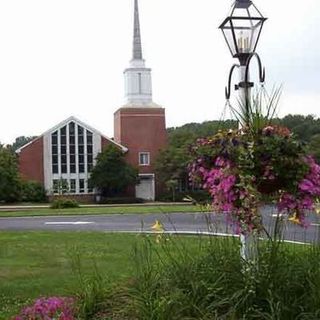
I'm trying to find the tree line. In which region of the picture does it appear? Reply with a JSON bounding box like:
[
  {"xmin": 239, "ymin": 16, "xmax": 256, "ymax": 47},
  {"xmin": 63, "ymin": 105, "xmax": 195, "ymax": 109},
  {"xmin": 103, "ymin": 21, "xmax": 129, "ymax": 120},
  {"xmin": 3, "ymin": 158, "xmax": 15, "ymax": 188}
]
[{"xmin": 155, "ymin": 114, "xmax": 320, "ymax": 199}]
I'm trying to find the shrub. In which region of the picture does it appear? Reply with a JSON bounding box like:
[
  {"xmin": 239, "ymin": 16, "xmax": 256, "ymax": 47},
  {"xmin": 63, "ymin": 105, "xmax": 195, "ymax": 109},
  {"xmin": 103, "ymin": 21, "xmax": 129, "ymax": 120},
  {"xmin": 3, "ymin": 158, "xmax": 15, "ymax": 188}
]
[
  {"xmin": 98, "ymin": 197, "xmax": 144, "ymax": 204},
  {"xmin": 20, "ymin": 181, "xmax": 47, "ymax": 203},
  {"xmin": 50, "ymin": 198, "xmax": 79, "ymax": 209}
]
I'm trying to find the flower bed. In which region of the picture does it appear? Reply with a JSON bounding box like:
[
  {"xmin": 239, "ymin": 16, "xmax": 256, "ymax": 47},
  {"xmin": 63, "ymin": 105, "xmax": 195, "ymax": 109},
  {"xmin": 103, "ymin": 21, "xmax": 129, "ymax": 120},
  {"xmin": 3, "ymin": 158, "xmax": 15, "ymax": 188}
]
[{"xmin": 14, "ymin": 297, "xmax": 76, "ymax": 320}]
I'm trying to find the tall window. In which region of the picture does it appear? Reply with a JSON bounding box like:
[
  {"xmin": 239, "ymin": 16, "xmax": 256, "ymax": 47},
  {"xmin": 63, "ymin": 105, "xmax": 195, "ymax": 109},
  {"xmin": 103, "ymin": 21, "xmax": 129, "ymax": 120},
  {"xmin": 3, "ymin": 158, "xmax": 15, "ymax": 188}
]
[
  {"xmin": 78, "ymin": 125, "xmax": 85, "ymax": 173},
  {"xmin": 51, "ymin": 131, "xmax": 58, "ymax": 174},
  {"xmin": 60, "ymin": 126, "xmax": 67, "ymax": 174},
  {"xmin": 69, "ymin": 122, "xmax": 76, "ymax": 173},
  {"xmin": 87, "ymin": 130, "xmax": 93, "ymax": 172},
  {"xmin": 139, "ymin": 152, "xmax": 150, "ymax": 166},
  {"xmin": 50, "ymin": 121, "xmax": 94, "ymax": 194}
]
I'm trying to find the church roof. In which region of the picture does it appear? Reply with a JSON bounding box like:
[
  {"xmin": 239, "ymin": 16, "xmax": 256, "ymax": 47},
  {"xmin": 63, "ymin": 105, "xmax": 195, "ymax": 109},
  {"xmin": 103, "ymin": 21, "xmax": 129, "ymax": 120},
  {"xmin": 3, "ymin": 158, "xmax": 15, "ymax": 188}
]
[{"xmin": 15, "ymin": 116, "xmax": 128, "ymax": 153}]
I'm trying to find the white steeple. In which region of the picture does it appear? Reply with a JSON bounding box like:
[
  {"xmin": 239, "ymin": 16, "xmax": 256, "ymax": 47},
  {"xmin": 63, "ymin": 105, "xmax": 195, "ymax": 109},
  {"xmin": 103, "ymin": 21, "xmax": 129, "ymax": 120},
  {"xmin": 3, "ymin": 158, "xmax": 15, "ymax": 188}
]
[{"xmin": 124, "ymin": 0, "xmax": 153, "ymax": 106}]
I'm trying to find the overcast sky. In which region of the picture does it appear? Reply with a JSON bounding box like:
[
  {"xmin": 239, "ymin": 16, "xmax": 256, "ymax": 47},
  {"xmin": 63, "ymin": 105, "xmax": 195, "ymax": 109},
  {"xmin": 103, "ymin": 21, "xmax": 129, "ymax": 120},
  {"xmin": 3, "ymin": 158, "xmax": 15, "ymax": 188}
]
[{"xmin": 0, "ymin": 0, "xmax": 319, "ymax": 144}]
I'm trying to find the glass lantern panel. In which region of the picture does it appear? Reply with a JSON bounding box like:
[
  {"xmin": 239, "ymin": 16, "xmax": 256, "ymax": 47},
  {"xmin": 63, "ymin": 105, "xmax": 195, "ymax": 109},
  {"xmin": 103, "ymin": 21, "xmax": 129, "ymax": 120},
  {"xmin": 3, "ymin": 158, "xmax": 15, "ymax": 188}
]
[
  {"xmin": 221, "ymin": 20, "xmax": 237, "ymax": 56},
  {"xmin": 231, "ymin": 18, "xmax": 263, "ymax": 54}
]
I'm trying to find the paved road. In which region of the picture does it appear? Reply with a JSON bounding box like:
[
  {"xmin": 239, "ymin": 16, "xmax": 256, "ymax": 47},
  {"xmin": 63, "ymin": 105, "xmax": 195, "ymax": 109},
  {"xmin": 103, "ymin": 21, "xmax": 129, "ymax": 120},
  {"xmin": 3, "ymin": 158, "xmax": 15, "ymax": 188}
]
[{"xmin": 0, "ymin": 207, "xmax": 319, "ymax": 243}]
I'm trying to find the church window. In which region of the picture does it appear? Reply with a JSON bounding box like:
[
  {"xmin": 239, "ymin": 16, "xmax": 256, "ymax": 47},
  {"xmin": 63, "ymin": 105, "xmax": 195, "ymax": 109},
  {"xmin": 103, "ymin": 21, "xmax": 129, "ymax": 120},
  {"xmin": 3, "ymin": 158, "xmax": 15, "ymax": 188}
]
[
  {"xmin": 87, "ymin": 131, "xmax": 93, "ymax": 144},
  {"xmin": 79, "ymin": 179, "xmax": 85, "ymax": 193},
  {"xmin": 52, "ymin": 180, "xmax": 58, "ymax": 193},
  {"xmin": 69, "ymin": 122, "xmax": 75, "ymax": 134},
  {"xmin": 50, "ymin": 122, "xmax": 95, "ymax": 194},
  {"xmin": 78, "ymin": 135, "xmax": 84, "ymax": 144},
  {"xmin": 69, "ymin": 179, "xmax": 76, "ymax": 193},
  {"xmin": 69, "ymin": 135, "xmax": 75, "ymax": 144},
  {"xmin": 139, "ymin": 152, "xmax": 150, "ymax": 166},
  {"xmin": 87, "ymin": 130, "xmax": 93, "ymax": 173},
  {"xmin": 52, "ymin": 133, "xmax": 58, "ymax": 145},
  {"xmin": 60, "ymin": 126, "xmax": 66, "ymax": 135}
]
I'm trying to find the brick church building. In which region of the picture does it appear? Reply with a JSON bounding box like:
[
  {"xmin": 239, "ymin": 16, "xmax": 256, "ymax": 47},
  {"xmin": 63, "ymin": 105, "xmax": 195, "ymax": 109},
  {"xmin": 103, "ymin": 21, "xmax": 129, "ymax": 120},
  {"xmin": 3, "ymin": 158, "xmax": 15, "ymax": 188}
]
[{"xmin": 16, "ymin": 0, "xmax": 167, "ymax": 201}]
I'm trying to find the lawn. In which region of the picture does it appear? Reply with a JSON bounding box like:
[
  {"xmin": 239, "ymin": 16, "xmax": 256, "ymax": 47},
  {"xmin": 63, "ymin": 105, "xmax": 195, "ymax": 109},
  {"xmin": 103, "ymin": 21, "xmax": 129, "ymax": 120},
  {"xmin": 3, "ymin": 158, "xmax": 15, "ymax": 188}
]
[
  {"xmin": 0, "ymin": 204, "xmax": 204, "ymax": 218},
  {"xmin": 0, "ymin": 230, "xmax": 318, "ymax": 319},
  {"xmin": 0, "ymin": 232, "xmax": 142, "ymax": 318}
]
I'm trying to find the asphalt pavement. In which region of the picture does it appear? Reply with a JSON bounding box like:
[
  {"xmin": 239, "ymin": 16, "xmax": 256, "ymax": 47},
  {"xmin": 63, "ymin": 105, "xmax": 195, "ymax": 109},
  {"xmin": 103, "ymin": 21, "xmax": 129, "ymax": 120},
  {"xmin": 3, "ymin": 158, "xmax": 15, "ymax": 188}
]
[{"xmin": 0, "ymin": 207, "xmax": 319, "ymax": 244}]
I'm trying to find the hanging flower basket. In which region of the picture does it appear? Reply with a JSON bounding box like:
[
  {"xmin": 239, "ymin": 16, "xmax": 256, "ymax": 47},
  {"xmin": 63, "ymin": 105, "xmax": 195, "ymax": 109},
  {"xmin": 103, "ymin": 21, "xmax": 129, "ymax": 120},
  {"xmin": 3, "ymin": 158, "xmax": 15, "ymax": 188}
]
[{"xmin": 189, "ymin": 125, "xmax": 320, "ymax": 234}]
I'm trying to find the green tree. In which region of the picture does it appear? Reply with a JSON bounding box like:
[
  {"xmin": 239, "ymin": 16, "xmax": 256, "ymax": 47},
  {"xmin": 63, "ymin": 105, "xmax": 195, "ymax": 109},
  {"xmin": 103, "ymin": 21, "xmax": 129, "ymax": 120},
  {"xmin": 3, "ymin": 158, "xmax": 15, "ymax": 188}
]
[
  {"xmin": 279, "ymin": 114, "xmax": 320, "ymax": 142},
  {"xmin": 10, "ymin": 136, "xmax": 37, "ymax": 152},
  {"xmin": 307, "ymin": 134, "xmax": 320, "ymax": 162},
  {"xmin": 156, "ymin": 120, "xmax": 238, "ymax": 190},
  {"xmin": 155, "ymin": 146, "xmax": 191, "ymax": 188},
  {"xmin": 90, "ymin": 145, "xmax": 138, "ymax": 196},
  {"xmin": 0, "ymin": 145, "xmax": 21, "ymax": 202},
  {"xmin": 21, "ymin": 180, "xmax": 47, "ymax": 202}
]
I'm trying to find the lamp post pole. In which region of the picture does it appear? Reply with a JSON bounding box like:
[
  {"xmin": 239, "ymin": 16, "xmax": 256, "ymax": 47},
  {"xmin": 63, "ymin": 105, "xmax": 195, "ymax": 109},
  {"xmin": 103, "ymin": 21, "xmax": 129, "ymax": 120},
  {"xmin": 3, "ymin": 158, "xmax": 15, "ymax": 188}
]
[{"xmin": 219, "ymin": 0, "xmax": 267, "ymax": 261}]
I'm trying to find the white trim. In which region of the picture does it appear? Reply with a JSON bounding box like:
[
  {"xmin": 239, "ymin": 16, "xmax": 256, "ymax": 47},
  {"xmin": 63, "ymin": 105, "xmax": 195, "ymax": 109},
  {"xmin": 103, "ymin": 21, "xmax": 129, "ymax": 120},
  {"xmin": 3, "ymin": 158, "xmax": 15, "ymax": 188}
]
[
  {"xmin": 15, "ymin": 137, "xmax": 42, "ymax": 154},
  {"xmin": 15, "ymin": 116, "xmax": 128, "ymax": 153},
  {"xmin": 139, "ymin": 152, "xmax": 150, "ymax": 166}
]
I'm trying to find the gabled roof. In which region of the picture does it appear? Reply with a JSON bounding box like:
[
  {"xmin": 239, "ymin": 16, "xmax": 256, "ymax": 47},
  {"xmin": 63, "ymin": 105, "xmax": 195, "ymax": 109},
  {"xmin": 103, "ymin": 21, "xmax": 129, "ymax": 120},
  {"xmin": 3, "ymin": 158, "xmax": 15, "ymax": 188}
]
[{"xmin": 15, "ymin": 116, "xmax": 128, "ymax": 153}]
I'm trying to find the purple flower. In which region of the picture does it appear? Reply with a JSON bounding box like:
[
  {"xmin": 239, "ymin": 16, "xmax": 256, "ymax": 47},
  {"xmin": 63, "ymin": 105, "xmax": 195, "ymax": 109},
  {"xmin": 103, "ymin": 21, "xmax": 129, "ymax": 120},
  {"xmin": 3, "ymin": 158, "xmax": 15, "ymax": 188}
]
[{"xmin": 15, "ymin": 296, "xmax": 76, "ymax": 320}]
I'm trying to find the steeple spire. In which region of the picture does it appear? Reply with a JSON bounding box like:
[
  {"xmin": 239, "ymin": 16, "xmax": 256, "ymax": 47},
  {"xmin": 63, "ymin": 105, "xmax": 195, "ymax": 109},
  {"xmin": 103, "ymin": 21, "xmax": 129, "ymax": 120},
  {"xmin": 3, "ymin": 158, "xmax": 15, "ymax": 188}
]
[
  {"xmin": 132, "ymin": 0, "xmax": 143, "ymax": 60},
  {"xmin": 124, "ymin": 0, "xmax": 153, "ymax": 106}
]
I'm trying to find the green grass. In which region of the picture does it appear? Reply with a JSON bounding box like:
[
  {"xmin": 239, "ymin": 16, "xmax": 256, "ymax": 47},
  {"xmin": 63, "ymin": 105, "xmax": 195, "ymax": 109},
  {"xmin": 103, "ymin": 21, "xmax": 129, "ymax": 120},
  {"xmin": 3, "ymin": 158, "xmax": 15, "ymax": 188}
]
[
  {"xmin": 129, "ymin": 235, "xmax": 320, "ymax": 320},
  {"xmin": 0, "ymin": 204, "xmax": 203, "ymax": 218},
  {"xmin": 0, "ymin": 231, "xmax": 206, "ymax": 319},
  {"xmin": 0, "ymin": 232, "xmax": 142, "ymax": 319}
]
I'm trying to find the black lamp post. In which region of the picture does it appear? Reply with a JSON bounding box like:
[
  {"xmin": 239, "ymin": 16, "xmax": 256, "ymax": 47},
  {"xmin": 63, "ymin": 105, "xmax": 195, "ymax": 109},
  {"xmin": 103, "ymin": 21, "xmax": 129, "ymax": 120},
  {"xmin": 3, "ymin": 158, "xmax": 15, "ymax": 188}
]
[
  {"xmin": 219, "ymin": 0, "xmax": 268, "ymax": 261},
  {"xmin": 219, "ymin": 0, "xmax": 267, "ymax": 101}
]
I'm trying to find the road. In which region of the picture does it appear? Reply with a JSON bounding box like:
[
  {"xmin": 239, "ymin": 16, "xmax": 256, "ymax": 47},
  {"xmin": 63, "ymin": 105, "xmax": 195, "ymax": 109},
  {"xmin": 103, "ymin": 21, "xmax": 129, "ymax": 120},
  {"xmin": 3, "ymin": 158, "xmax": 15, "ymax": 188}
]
[{"xmin": 0, "ymin": 207, "xmax": 319, "ymax": 243}]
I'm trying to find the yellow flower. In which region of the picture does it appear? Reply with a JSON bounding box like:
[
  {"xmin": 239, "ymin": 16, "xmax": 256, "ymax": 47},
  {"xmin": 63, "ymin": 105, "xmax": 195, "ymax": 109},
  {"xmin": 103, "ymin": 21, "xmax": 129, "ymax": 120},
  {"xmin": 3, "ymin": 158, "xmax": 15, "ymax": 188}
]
[
  {"xmin": 288, "ymin": 213, "xmax": 301, "ymax": 225},
  {"xmin": 315, "ymin": 201, "xmax": 320, "ymax": 214},
  {"xmin": 151, "ymin": 220, "xmax": 164, "ymax": 232},
  {"xmin": 155, "ymin": 234, "xmax": 162, "ymax": 244}
]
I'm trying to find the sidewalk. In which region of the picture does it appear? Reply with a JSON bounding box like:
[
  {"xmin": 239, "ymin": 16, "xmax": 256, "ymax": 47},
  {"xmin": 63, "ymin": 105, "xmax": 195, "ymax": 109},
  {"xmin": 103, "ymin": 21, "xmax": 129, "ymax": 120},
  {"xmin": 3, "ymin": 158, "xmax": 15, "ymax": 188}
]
[{"xmin": 0, "ymin": 202, "xmax": 192, "ymax": 211}]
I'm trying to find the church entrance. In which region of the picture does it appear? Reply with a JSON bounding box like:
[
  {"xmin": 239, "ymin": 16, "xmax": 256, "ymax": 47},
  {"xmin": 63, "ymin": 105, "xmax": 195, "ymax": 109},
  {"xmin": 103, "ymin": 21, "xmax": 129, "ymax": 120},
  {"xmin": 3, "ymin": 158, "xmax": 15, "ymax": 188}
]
[{"xmin": 135, "ymin": 174, "xmax": 155, "ymax": 201}]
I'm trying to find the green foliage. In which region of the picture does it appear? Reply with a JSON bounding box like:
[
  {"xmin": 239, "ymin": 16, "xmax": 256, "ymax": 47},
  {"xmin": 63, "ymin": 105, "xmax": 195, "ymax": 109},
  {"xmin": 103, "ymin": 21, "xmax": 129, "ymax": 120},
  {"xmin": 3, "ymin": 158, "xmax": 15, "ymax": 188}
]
[
  {"xmin": 9, "ymin": 136, "xmax": 37, "ymax": 152},
  {"xmin": 0, "ymin": 145, "xmax": 21, "ymax": 202},
  {"xmin": 279, "ymin": 114, "xmax": 320, "ymax": 142},
  {"xmin": 130, "ymin": 234, "xmax": 320, "ymax": 319},
  {"xmin": 252, "ymin": 129, "xmax": 309, "ymax": 194},
  {"xmin": 308, "ymin": 134, "xmax": 320, "ymax": 162},
  {"xmin": 50, "ymin": 198, "xmax": 79, "ymax": 209},
  {"xmin": 20, "ymin": 180, "xmax": 47, "ymax": 202},
  {"xmin": 155, "ymin": 120, "xmax": 238, "ymax": 193},
  {"xmin": 98, "ymin": 197, "xmax": 144, "ymax": 204},
  {"xmin": 71, "ymin": 252, "xmax": 109, "ymax": 320},
  {"xmin": 229, "ymin": 87, "xmax": 281, "ymax": 137},
  {"xmin": 90, "ymin": 145, "xmax": 138, "ymax": 197}
]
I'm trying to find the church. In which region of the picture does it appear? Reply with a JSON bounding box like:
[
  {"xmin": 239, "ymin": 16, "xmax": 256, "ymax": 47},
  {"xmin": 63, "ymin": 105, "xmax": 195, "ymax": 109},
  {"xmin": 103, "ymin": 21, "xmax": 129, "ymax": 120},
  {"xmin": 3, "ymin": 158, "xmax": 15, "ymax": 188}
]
[{"xmin": 16, "ymin": 0, "xmax": 167, "ymax": 202}]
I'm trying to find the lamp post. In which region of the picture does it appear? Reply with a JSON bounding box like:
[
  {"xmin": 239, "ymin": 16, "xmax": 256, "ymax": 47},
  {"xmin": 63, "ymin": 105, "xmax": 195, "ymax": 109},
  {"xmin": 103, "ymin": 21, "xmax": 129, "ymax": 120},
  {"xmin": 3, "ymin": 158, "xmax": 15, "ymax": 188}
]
[
  {"xmin": 219, "ymin": 0, "xmax": 267, "ymax": 127},
  {"xmin": 219, "ymin": 0, "xmax": 267, "ymax": 261}
]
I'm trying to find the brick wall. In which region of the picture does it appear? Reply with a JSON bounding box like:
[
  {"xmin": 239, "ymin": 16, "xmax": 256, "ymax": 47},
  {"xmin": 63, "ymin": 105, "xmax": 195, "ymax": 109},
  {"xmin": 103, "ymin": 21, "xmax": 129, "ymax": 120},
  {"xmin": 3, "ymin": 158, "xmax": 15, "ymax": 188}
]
[
  {"xmin": 18, "ymin": 137, "xmax": 44, "ymax": 184},
  {"xmin": 113, "ymin": 107, "xmax": 167, "ymax": 197}
]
